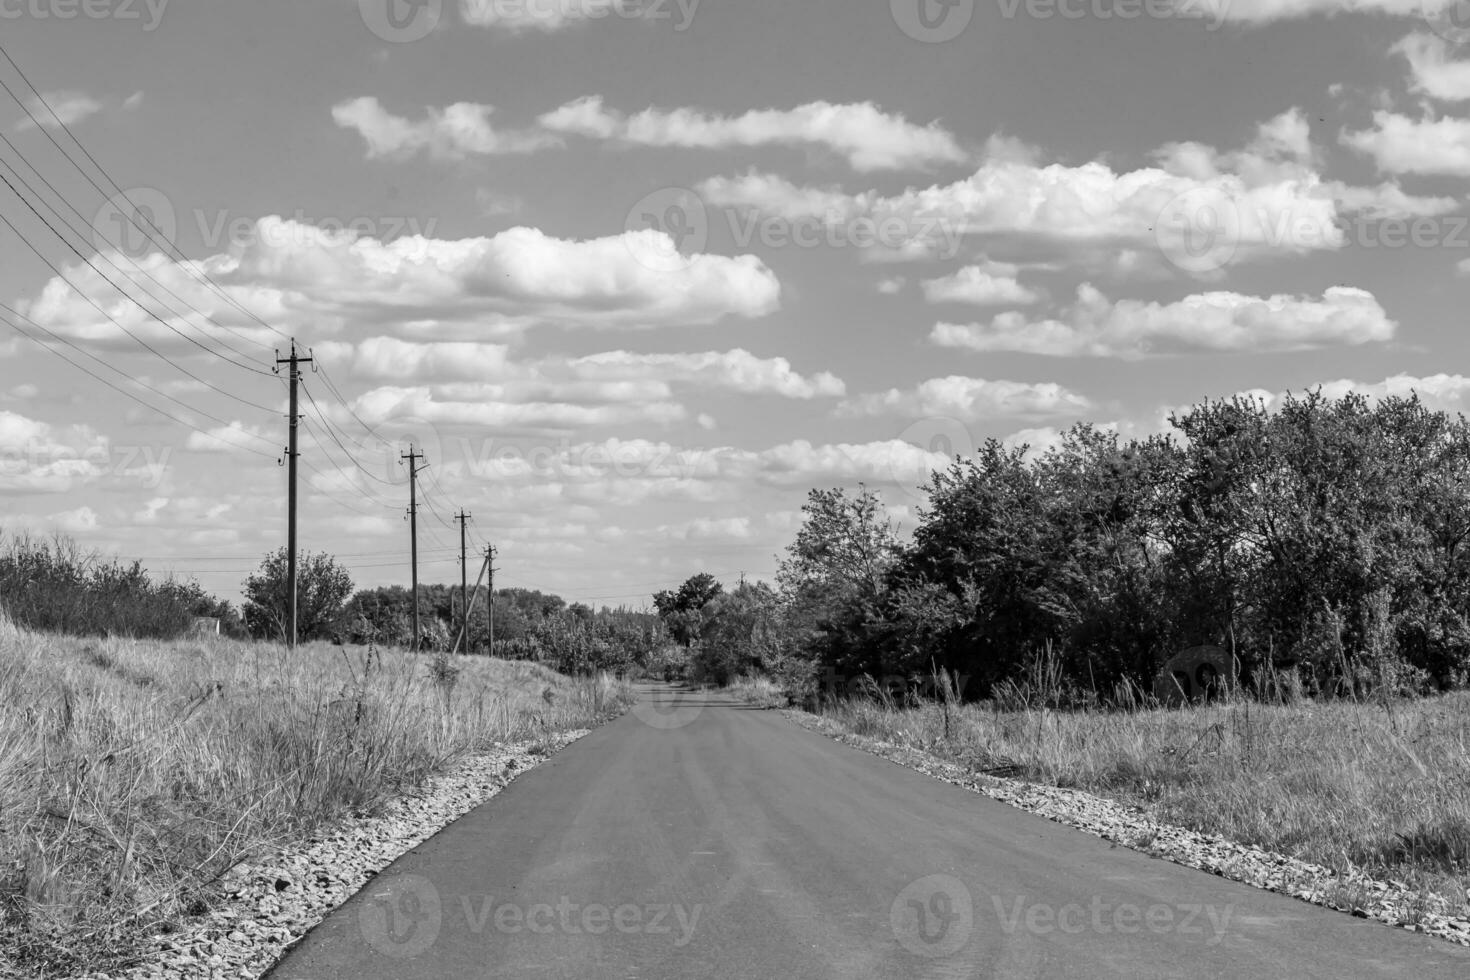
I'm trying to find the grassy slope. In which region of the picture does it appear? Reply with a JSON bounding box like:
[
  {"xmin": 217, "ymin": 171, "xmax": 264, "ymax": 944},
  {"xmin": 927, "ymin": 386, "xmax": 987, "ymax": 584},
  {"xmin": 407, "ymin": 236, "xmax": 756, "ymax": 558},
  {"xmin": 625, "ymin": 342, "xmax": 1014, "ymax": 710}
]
[
  {"xmin": 0, "ymin": 619, "xmax": 633, "ymax": 977},
  {"xmin": 727, "ymin": 678, "xmax": 1470, "ymax": 920}
]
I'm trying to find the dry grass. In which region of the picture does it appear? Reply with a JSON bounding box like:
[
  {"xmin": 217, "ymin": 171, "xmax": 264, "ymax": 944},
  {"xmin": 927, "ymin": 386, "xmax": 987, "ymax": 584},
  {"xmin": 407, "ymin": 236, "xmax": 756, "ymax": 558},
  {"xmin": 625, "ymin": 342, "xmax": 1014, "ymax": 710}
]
[
  {"xmin": 0, "ymin": 616, "xmax": 633, "ymax": 978},
  {"xmin": 811, "ymin": 690, "xmax": 1470, "ymax": 916},
  {"xmin": 724, "ymin": 675, "xmax": 786, "ymax": 708}
]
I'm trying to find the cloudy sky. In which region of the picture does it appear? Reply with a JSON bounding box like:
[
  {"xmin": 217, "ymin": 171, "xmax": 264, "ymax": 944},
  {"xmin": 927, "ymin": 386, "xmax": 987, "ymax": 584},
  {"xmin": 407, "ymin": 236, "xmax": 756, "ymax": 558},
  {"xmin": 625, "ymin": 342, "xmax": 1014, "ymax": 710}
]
[{"xmin": 2, "ymin": 0, "xmax": 1470, "ymax": 606}]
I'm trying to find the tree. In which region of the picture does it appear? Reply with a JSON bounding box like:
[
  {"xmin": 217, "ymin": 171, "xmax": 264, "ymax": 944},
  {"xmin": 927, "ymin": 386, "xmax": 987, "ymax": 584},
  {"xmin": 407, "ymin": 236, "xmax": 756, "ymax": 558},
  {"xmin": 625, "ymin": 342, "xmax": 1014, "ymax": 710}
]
[
  {"xmin": 653, "ymin": 572, "xmax": 724, "ymax": 647},
  {"xmin": 242, "ymin": 548, "xmax": 354, "ymax": 643}
]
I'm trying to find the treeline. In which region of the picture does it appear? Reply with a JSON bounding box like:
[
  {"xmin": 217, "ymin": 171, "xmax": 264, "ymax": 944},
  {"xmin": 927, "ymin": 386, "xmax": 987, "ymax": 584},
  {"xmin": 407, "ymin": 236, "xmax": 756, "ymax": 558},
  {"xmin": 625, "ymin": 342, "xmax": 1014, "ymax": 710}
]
[
  {"xmin": 656, "ymin": 391, "xmax": 1470, "ymax": 704},
  {"xmin": 0, "ymin": 534, "xmax": 244, "ymax": 639},
  {"xmin": 333, "ymin": 583, "xmax": 664, "ymax": 673}
]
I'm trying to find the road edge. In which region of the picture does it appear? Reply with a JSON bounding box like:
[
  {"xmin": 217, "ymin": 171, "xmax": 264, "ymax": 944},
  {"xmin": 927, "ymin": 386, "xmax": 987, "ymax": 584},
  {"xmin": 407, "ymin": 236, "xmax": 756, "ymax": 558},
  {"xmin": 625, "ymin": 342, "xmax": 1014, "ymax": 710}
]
[{"xmin": 778, "ymin": 707, "xmax": 1470, "ymax": 949}]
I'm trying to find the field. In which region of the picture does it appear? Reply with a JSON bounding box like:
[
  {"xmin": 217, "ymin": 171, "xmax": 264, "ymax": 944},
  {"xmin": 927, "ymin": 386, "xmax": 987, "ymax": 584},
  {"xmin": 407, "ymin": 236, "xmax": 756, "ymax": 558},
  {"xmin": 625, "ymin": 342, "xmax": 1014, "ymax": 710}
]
[
  {"xmin": 0, "ymin": 617, "xmax": 633, "ymax": 978},
  {"xmin": 728, "ymin": 677, "xmax": 1470, "ymax": 921}
]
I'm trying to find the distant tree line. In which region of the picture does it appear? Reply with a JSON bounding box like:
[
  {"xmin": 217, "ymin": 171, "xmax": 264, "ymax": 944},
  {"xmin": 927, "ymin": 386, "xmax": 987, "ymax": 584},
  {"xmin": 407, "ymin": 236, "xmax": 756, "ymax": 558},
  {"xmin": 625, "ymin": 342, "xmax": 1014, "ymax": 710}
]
[{"xmin": 652, "ymin": 391, "xmax": 1470, "ymax": 704}]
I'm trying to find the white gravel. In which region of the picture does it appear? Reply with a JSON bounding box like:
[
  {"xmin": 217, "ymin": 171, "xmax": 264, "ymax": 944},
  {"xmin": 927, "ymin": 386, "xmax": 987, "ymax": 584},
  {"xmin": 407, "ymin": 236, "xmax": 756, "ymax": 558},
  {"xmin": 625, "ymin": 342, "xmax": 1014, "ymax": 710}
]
[
  {"xmin": 788, "ymin": 711, "xmax": 1470, "ymax": 949},
  {"xmin": 77, "ymin": 730, "xmax": 591, "ymax": 980}
]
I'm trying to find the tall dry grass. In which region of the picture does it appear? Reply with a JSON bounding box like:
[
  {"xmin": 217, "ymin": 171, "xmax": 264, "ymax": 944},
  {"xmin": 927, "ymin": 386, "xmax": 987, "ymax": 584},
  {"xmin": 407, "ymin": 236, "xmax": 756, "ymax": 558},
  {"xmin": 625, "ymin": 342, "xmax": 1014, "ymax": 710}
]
[
  {"xmin": 0, "ymin": 616, "xmax": 633, "ymax": 977},
  {"xmin": 810, "ymin": 687, "xmax": 1470, "ymax": 917}
]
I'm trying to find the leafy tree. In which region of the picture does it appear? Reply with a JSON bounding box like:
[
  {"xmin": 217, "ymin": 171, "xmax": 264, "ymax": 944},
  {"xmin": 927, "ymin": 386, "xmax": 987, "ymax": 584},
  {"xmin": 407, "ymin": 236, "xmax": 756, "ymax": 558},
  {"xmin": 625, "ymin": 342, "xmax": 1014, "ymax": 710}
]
[
  {"xmin": 653, "ymin": 572, "xmax": 724, "ymax": 646},
  {"xmin": 242, "ymin": 548, "xmax": 353, "ymax": 643}
]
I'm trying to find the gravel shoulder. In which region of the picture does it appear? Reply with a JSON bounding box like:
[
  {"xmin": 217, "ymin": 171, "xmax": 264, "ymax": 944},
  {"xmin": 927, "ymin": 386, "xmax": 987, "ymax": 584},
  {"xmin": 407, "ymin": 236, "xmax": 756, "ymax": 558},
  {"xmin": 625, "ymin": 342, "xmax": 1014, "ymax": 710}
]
[
  {"xmin": 75, "ymin": 731, "xmax": 592, "ymax": 980},
  {"xmin": 784, "ymin": 708, "xmax": 1470, "ymax": 949}
]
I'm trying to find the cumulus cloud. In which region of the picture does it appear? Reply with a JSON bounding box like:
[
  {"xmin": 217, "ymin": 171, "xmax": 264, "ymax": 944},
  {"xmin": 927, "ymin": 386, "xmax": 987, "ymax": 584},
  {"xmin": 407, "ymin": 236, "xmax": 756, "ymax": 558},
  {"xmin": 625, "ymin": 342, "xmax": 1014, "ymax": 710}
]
[
  {"xmin": 0, "ymin": 411, "xmax": 110, "ymax": 493},
  {"xmin": 1342, "ymin": 110, "xmax": 1470, "ymax": 176},
  {"xmin": 332, "ymin": 97, "xmax": 560, "ymax": 159},
  {"xmin": 14, "ymin": 90, "xmax": 103, "ymax": 131},
  {"xmin": 539, "ymin": 96, "xmax": 968, "ymax": 172},
  {"xmin": 931, "ymin": 285, "xmax": 1395, "ymax": 358},
  {"xmin": 1392, "ymin": 33, "xmax": 1470, "ymax": 102},
  {"xmin": 920, "ymin": 260, "xmax": 1040, "ymax": 306},
  {"xmin": 699, "ymin": 109, "xmax": 1454, "ymax": 268},
  {"xmin": 838, "ymin": 376, "xmax": 1092, "ymax": 420},
  {"xmin": 23, "ymin": 220, "xmax": 781, "ymax": 347},
  {"xmin": 567, "ymin": 349, "xmax": 844, "ymax": 398},
  {"xmin": 1173, "ymin": 0, "xmax": 1451, "ymax": 24}
]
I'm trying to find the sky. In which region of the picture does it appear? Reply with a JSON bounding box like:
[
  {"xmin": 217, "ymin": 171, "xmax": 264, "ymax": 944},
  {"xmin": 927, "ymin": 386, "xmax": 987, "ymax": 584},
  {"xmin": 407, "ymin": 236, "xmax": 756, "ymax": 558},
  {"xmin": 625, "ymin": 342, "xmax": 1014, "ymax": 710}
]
[{"xmin": 2, "ymin": 0, "xmax": 1470, "ymax": 607}]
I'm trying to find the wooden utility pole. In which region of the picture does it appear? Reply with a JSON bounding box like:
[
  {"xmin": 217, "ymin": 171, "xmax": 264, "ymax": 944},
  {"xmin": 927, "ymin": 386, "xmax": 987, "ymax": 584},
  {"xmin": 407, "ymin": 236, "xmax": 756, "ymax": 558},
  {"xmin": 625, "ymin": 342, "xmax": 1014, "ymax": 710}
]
[
  {"xmin": 486, "ymin": 544, "xmax": 497, "ymax": 655},
  {"xmin": 275, "ymin": 340, "xmax": 311, "ymax": 650},
  {"xmin": 401, "ymin": 446, "xmax": 425, "ymax": 650},
  {"xmin": 454, "ymin": 510, "xmax": 471, "ymax": 642}
]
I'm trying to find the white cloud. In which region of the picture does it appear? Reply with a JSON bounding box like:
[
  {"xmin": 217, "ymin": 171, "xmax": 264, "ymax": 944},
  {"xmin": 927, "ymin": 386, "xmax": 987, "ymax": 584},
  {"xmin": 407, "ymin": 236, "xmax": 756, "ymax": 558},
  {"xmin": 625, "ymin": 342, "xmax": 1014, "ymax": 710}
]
[
  {"xmin": 838, "ymin": 376, "xmax": 1091, "ymax": 420},
  {"xmin": 25, "ymin": 220, "xmax": 781, "ymax": 346},
  {"xmin": 539, "ymin": 96, "xmax": 968, "ymax": 172},
  {"xmin": 1392, "ymin": 33, "xmax": 1470, "ymax": 102},
  {"xmin": 658, "ymin": 516, "xmax": 753, "ymax": 541},
  {"xmin": 931, "ymin": 285, "xmax": 1394, "ymax": 358},
  {"xmin": 1175, "ymin": 0, "xmax": 1448, "ymax": 24},
  {"xmin": 1342, "ymin": 110, "xmax": 1470, "ymax": 176},
  {"xmin": 0, "ymin": 412, "xmax": 110, "ymax": 494},
  {"xmin": 921, "ymin": 260, "xmax": 1040, "ymax": 306},
  {"xmin": 567, "ymin": 349, "xmax": 844, "ymax": 398},
  {"xmin": 332, "ymin": 97, "xmax": 560, "ymax": 160},
  {"xmin": 459, "ymin": 0, "xmax": 630, "ymax": 33},
  {"xmin": 699, "ymin": 109, "xmax": 1453, "ymax": 268},
  {"xmin": 45, "ymin": 505, "xmax": 99, "ymax": 535},
  {"xmin": 14, "ymin": 90, "xmax": 103, "ymax": 131}
]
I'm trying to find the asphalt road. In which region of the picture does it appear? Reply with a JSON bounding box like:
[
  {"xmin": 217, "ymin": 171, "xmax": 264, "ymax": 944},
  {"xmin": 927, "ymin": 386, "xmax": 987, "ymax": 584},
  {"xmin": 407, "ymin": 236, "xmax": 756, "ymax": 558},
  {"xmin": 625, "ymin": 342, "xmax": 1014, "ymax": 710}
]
[{"xmin": 266, "ymin": 684, "xmax": 1470, "ymax": 979}]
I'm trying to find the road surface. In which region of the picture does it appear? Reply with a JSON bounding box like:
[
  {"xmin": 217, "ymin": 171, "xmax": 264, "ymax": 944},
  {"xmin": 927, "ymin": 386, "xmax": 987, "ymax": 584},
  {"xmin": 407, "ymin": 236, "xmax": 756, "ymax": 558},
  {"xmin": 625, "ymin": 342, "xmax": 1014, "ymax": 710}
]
[{"xmin": 266, "ymin": 684, "xmax": 1470, "ymax": 979}]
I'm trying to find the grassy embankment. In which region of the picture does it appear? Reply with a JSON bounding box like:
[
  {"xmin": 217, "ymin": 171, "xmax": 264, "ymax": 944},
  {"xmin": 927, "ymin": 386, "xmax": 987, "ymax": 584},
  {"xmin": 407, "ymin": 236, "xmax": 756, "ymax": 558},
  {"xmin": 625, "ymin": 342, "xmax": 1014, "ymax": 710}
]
[
  {"xmin": 0, "ymin": 618, "xmax": 633, "ymax": 978},
  {"xmin": 727, "ymin": 675, "xmax": 1470, "ymax": 921}
]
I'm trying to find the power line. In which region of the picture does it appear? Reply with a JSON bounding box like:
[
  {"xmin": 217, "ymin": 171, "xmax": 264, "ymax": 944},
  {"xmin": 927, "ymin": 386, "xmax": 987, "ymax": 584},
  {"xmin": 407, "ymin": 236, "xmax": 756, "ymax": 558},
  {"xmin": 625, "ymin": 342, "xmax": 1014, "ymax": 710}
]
[
  {"xmin": 0, "ymin": 133, "xmax": 276, "ymax": 360},
  {"xmin": 0, "ymin": 169, "xmax": 279, "ymax": 395},
  {"xmin": 0, "ymin": 300, "xmax": 278, "ymax": 455},
  {"xmin": 0, "ymin": 45, "xmax": 292, "ymax": 345}
]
